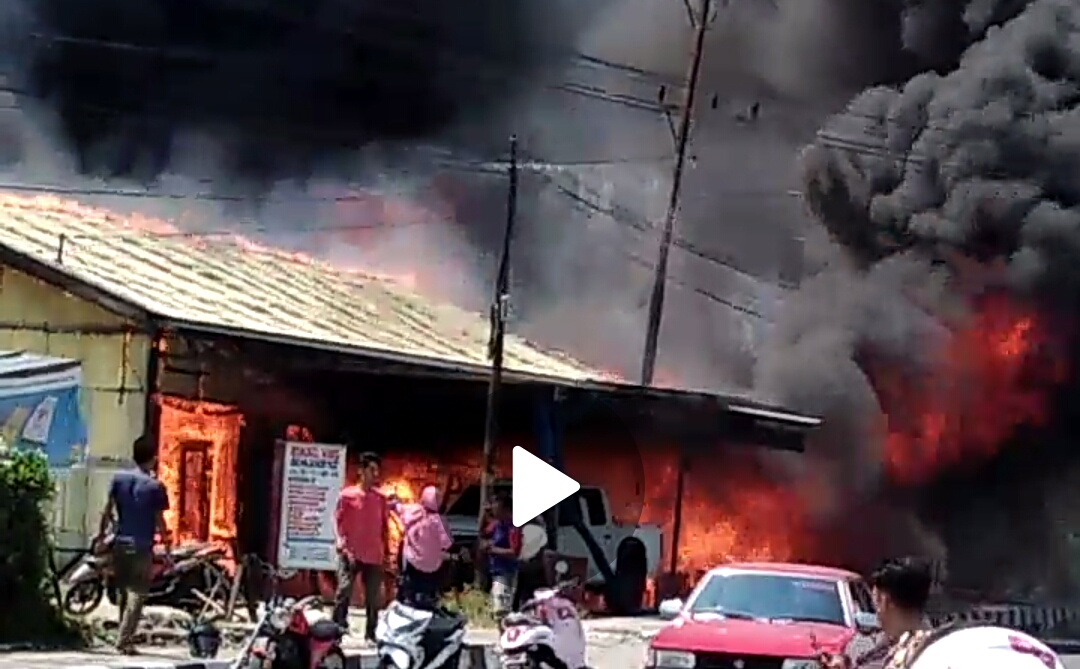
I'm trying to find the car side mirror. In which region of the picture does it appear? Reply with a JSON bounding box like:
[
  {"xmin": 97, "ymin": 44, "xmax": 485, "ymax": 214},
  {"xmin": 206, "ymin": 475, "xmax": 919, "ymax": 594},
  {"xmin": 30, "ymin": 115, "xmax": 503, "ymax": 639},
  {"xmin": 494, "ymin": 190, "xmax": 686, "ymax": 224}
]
[
  {"xmin": 658, "ymin": 598, "xmax": 684, "ymax": 620},
  {"xmin": 854, "ymin": 611, "xmax": 880, "ymax": 633}
]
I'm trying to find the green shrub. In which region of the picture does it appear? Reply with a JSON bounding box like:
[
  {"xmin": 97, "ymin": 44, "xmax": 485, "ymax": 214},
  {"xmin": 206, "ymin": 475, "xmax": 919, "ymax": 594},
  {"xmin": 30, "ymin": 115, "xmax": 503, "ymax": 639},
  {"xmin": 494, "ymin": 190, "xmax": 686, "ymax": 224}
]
[
  {"xmin": 441, "ymin": 586, "xmax": 496, "ymax": 629},
  {"xmin": 0, "ymin": 446, "xmax": 85, "ymax": 646}
]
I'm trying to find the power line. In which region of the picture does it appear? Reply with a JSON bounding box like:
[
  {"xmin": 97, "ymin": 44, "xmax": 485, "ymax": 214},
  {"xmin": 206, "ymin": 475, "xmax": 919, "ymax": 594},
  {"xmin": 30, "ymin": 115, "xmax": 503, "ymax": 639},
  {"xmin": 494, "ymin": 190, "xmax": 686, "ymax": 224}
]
[
  {"xmin": 555, "ymin": 192, "xmax": 768, "ymax": 318},
  {"xmin": 15, "ymin": 30, "xmax": 678, "ymax": 120},
  {"xmin": 541, "ymin": 171, "xmax": 797, "ymax": 285},
  {"xmin": 61, "ymin": 0, "xmax": 681, "ymax": 89}
]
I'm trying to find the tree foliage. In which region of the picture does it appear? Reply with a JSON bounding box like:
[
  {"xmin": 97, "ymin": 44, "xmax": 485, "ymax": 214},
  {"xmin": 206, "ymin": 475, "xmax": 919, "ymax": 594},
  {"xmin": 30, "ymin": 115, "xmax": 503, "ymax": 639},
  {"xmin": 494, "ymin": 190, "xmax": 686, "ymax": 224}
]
[{"xmin": 0, "ymin": 446, "xmax": 83, "ymax": 645}]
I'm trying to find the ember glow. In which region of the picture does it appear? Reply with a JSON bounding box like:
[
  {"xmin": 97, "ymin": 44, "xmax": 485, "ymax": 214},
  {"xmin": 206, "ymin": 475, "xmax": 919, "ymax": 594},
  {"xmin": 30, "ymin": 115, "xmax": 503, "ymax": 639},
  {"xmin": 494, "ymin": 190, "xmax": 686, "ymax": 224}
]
[
  {"xmin": 879, "ymin": 295, "xmax": 1067, "ymax": 486},
  {"xmin": 156, "ymin": 395, "xmax": 244, "ymax": 553},
  {"xmin": 377, "ymin": 445, "xmax": 796, "ymax": 586}
]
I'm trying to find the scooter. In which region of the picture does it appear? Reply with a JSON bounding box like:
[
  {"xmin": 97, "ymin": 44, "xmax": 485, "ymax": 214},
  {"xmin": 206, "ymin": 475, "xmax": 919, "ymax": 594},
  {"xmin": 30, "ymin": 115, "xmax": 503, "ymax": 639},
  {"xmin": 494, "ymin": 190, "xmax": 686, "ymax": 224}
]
[
  {"xmin": 232, "ymin": 594, "xmax": 346, "ymax": 669},
  {"xmin": 375, "ymin": 600, "xmax": 467, "ymax": 669},
  {"xmin": 498, "ymin": 579, "xmax": 590, "ymax": 669}
]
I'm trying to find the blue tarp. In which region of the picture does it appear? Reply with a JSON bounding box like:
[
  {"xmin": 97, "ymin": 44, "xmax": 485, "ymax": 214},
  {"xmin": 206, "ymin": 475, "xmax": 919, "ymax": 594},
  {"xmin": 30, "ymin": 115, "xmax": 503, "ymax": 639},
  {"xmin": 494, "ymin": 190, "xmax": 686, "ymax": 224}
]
[{"xmin": 0, "ymin": 350, "xmax": 88, "ymax": 467}]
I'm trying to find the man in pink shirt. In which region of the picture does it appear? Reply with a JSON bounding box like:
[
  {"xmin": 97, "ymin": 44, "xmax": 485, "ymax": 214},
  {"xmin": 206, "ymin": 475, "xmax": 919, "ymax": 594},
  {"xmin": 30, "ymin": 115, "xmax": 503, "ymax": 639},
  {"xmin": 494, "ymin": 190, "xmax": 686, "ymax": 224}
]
[{"xmin": 333, "ymin": 452, "xmax": 388, "ymax": 641}]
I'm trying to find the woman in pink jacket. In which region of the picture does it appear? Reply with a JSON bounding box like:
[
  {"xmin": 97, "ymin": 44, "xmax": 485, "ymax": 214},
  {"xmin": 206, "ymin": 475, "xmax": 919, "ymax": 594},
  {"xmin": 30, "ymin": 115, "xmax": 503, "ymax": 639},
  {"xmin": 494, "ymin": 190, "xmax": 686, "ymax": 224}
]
[{"xmin": 391, "ymin": 485, "xmax": 452, "ymax": 607}]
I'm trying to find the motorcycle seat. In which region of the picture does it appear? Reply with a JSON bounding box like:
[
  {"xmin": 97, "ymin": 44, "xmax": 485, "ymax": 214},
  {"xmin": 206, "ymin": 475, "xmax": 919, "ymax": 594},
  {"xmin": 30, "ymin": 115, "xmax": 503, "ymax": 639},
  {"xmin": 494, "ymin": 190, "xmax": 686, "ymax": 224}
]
[
  {"xmin": 502, "ymin": 613, "xmax": 539, "ymax": 626},
  {"xmin": 429, "ymin": 612, "xmax": 466, "ymax": 638},
  {"xmin": 309, "ymin": 619, "xmax": 343, "ymax": 641}
]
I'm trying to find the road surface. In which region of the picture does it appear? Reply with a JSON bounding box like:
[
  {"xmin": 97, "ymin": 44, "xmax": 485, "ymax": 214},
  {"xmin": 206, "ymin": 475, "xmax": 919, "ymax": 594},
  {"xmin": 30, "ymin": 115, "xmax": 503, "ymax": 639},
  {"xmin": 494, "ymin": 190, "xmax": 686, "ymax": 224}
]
[{"xmin": 1, "ymin": 612, "xmax": 1077, "ymax": 668}]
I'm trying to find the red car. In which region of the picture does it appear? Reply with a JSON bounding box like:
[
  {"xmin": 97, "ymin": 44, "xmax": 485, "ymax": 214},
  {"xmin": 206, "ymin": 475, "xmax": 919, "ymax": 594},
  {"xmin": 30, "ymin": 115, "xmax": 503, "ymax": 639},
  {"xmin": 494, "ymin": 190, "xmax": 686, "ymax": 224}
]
[{"xmin": 646, "ymin": 562, "xmax": 881, "ymax": 669}]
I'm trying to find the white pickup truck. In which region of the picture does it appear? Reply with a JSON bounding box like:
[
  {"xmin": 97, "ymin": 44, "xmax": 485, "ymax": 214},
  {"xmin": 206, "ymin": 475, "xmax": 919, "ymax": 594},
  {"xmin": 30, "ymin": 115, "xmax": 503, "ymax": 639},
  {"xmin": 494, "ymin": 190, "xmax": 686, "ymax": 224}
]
[{"xmin": 441, "ymin": 479, "xmax": 663, "ymax": 613}]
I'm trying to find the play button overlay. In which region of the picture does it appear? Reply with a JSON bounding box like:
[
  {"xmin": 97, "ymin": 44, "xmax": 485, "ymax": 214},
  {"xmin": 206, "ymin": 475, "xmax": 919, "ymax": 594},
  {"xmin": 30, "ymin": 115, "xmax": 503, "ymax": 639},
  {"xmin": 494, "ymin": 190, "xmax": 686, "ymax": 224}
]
[{"xmin": 512, "ymin": 446, "xmax": 580, "ymax": 527}]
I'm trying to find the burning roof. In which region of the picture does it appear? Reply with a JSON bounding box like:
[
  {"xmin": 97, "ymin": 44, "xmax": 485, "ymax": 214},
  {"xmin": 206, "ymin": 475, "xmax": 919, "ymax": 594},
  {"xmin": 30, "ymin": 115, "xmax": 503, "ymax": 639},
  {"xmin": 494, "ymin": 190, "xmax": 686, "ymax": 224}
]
[{"xmin": 0, "ymin": 191, "xmax": 607, "ymax": 381}]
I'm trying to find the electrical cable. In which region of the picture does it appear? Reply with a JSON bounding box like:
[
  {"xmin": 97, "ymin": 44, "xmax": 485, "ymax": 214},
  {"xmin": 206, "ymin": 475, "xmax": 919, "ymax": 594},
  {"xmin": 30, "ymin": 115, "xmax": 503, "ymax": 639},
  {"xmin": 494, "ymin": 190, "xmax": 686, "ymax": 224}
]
[
  {"xmin": 540, "ymin": 171, "xmax": 790, "ymax": 285},
  {"xmin": 12, "ymin": 30, "xmax": 679, "ymax": 119}
]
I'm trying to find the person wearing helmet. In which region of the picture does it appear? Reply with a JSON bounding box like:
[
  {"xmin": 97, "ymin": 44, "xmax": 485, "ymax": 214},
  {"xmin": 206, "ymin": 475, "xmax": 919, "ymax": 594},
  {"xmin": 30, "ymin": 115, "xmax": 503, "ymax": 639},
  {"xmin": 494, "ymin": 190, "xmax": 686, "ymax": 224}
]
[
  {"xmin": 899, "ymin": 623, "xmax": 1064, "ymax": 669},
  {"xmin": 823, "ymin": 557, "xmax": 934, "ymax": 669}
]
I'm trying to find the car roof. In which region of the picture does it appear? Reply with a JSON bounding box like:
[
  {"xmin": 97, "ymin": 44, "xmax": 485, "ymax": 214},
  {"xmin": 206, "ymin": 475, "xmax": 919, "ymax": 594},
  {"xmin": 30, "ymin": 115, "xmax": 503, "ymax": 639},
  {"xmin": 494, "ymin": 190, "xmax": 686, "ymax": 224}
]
[{"xmin": 704, "ymin": 561, "xmax": 860, "ymax": 580}]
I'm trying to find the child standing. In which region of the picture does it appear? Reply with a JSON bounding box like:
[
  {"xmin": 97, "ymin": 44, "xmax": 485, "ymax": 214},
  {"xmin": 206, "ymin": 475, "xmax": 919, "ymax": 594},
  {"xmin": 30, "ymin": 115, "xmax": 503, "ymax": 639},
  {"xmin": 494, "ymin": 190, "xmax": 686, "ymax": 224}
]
[{"xmin": 480, "ymin": 493, "xmax": 521, "ymax": 617}]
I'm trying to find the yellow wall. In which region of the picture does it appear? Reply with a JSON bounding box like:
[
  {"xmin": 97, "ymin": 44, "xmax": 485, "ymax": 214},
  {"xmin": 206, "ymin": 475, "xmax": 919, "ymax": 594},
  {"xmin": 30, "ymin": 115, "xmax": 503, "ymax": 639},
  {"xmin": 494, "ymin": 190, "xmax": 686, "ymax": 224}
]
[{"xmin": 0, "ymin": 264, "xmax": 150, "ymax": 546}]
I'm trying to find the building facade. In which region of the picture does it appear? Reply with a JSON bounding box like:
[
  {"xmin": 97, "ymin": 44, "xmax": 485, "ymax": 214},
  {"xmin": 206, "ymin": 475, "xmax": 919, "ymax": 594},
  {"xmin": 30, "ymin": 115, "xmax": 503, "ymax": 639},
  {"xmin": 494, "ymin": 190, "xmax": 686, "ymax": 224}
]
[{"xmin": 0, "ymin": 264, "xmax": 151, "ymax": 546}]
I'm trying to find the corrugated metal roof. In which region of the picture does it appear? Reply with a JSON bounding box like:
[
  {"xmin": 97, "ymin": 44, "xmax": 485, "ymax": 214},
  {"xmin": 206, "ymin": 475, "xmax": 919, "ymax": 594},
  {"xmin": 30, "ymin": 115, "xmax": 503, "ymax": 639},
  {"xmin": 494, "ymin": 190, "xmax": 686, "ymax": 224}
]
[{"xmin": 0, "ymin": 192, "xmax": 610, "ymax": 381}]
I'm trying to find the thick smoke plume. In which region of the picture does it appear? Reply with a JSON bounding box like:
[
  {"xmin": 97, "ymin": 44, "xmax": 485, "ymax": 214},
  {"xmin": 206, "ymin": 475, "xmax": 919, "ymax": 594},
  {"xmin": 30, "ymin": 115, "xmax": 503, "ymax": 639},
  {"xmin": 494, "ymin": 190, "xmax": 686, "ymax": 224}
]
[
  {"xmin": 0, "ymin": 0, "xmax": 1040, "ymax": 381},
  {"xmin": 3, "ymin": 0, "xmax": 1076, "ymax": 588},
  {"xmin": 759, "ymin": 0, "xmax": 1080, "ymax": 592},
  {"xmin": 0, "ymin": 0, "xmax": 600, "ymax": 180}
]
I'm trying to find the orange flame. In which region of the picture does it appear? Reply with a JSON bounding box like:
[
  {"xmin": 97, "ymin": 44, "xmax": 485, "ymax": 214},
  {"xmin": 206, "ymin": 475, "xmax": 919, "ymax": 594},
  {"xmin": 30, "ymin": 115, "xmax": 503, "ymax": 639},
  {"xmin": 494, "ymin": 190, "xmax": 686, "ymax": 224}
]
[
  {"xmin": 156, "ymin": 395, "xmax": 244, "ymax": 558},
  {"xmin": 881, "ymin": 295, "xmax": 1067, "ymax": 485}
]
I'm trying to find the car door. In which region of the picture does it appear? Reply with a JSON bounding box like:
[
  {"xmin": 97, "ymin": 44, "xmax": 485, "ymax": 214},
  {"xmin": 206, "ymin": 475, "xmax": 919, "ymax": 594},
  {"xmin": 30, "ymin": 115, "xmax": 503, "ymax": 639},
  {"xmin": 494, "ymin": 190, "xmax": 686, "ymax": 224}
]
[
  {"xmin": 847, "ymin": 577, "xmax": 879, "ymax": 631},
  {"xmin": 849, "ymin": 578, "xmax": 876, "ymax": 616}
]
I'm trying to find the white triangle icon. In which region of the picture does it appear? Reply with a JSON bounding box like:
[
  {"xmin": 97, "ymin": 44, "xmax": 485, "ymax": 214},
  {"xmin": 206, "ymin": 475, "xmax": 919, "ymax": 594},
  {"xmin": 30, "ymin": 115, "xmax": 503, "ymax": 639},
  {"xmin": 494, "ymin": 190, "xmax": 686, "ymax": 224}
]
[{"xmin": 512, "ymin": 446, "xmax": 580, "ymax": 527}]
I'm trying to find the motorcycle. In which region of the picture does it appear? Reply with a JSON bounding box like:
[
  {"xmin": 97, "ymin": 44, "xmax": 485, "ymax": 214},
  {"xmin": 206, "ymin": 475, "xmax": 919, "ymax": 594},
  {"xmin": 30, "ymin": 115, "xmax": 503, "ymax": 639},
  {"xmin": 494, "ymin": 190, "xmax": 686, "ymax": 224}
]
[
  {"xmin": 498, "ymin": 579, "xmax": 590, "ymax": 669},
  {"xmin": 233, "ymin": 594, "xmax": 346, "ymax": 669},
  {"xmin": 62, "ymin": 538, "xmax": 230, "ymax": 617},
  {"xmin": 375, "ymin": 600, "xmax": 467, "ymax": 669},
  {"xmin": 61, "ymin": 543, "xmax": 111, "ymax": 615}
]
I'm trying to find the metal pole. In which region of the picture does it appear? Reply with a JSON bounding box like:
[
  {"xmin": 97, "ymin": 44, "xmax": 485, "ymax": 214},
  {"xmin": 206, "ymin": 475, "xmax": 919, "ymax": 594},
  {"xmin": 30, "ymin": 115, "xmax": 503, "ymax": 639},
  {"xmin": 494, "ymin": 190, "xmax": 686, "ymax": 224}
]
[
  {"xmin": 478, "ymin": 136, "xmax": 519, "ymax": 540},
  {"xmin": 639, "ymin": 0, "xmax": 712, "ymax": 386},
  {"xmin": 669, "ymin": 442, "xmax": 687, "ymax": 575}
]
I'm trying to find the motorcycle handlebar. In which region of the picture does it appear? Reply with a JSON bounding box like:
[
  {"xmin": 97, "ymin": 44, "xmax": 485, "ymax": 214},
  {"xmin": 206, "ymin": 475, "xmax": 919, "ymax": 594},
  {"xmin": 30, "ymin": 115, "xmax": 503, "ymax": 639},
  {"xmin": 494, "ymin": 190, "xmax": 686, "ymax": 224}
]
[{"xmin": 294, "ymin": 595, "xmax": 322, "ymax": 610}]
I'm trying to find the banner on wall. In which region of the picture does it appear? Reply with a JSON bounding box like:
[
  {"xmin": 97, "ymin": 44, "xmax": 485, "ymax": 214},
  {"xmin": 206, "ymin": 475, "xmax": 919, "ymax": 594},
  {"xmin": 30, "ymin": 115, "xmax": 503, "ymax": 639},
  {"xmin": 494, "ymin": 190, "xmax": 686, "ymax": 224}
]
[
  {"xmin": 0, "ymin": 351, "xmax": 87, "ymax": 467},
  {"xmin": 274, "ymin": 441, "xmax": 347, "ymax": 571}
]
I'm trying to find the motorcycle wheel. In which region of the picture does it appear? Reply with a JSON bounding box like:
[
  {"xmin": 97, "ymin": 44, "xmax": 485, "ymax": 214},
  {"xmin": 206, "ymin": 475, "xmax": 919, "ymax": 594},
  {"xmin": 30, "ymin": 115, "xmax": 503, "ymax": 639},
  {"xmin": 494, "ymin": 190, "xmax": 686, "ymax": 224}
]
[
  {"xmin": 63, "ymin": 578, "xmax": 104, "ymax": 615},
  {"xmin": 315, "ymin": 648, "xmax": 346, "ymax": 669}
]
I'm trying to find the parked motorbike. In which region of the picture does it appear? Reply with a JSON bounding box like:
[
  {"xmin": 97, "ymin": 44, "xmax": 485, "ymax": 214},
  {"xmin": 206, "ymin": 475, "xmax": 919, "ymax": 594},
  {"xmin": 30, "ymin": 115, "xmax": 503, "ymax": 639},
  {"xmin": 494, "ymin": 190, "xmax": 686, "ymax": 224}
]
[
  {"xmin": 232, "ymin": 594, "xmax": 346, "ymax": 669},
  {"xmin": 498, "ymin": 579, "xmax": 591, "ymax": 669},
  {"xmin": 62, "ymin": 538, "xmax": 230, "ymax": 617},
  {"xmin": 375, "ymin": 600, "xmax": 467, "ymax": 669},
  {"xmin": 61, "ymin": 542, "xmax": 112, "ymax": 615}
]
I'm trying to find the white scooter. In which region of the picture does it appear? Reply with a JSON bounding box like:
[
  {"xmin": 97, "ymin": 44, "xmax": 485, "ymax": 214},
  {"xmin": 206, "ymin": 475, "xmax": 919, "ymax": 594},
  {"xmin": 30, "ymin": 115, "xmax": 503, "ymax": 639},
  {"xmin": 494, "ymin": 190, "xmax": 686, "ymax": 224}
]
[
  {"xmin": 498, "ymin": 568, "xmax": 591, "ymax": 669},
  {"xmin": 375, "ymin": 601, "xmax": 467, "ymax": 669}
]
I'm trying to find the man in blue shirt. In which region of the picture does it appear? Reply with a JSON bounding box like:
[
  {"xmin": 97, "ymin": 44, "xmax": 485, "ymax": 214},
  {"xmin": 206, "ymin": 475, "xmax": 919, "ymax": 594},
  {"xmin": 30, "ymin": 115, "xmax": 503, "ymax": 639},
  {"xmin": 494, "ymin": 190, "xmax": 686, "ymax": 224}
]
[
  {"xmin": 480, "ymin": 494, "xmax": 521, "ymax": 617},
  {"xmin": 96, "ymin": 435, "xmax": 170, "ymax": 654}
]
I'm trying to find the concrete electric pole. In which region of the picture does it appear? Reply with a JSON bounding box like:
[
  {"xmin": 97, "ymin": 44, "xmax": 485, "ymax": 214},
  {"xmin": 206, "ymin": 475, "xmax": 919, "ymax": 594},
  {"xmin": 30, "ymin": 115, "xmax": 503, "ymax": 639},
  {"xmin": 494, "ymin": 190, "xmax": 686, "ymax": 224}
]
[{"xmin": 639, "ymin": 0, "xmax": 713, "ymax": 386}]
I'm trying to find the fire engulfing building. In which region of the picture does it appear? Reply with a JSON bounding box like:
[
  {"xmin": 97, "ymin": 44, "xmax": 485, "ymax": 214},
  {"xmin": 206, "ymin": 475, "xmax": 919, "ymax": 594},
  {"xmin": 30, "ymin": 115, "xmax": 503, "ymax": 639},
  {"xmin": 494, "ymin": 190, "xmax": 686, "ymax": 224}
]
[{"xmin": 0, "ymin": 191, "xmax": 821, "ymax": 591}]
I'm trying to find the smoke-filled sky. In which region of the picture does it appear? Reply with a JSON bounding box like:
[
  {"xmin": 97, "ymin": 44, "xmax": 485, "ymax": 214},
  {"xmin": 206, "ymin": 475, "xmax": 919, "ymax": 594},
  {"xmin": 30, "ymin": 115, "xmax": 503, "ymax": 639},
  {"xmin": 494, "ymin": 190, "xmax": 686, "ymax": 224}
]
[
  {"xmin": 0, "ymin": 0, "xmax": 1063, "ymax": 387},
  {"xmin": 1, "ymin": 0, "xmax": 1077, "ymax": 587}
]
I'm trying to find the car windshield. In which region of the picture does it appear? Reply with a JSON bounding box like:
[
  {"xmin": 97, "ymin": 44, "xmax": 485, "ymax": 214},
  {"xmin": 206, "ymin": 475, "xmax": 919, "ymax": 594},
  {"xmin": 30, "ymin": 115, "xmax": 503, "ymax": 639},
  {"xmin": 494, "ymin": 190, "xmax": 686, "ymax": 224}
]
[{"xmin": 688, "ymin": 572, "xmax": 846, "ymax": 626}]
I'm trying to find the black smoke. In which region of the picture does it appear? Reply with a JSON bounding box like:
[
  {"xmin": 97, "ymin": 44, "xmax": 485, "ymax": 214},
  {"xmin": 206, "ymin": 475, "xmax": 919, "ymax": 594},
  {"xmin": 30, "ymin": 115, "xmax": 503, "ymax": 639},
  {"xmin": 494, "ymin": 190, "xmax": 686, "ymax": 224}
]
[
  {"xmin": 0, "ymin": 0, "xmax": 601, "ymax": 184},
  {"xmin": 755, "ymin": 0, "xmax": 1080, "ymax": 593},
  {"xmin": 802, "ymin": 0, "xmax": 1080, "ymax": 297}
]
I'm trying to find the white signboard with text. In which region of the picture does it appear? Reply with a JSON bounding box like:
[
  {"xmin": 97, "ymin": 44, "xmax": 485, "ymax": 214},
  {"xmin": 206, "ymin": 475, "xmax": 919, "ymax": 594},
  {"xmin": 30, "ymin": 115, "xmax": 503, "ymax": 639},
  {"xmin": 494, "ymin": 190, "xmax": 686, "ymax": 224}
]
[{"xmin": 276, "ymin": 441, "xmax": 347, "ymax": 571}]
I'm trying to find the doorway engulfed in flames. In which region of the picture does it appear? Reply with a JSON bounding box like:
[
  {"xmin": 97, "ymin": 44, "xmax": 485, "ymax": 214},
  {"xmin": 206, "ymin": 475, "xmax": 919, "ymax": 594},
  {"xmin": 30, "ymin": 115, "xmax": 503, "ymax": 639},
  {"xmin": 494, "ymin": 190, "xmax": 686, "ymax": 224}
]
[{"xmin": 155, "ymin": 395, "xmax": 243, "ymax": 560}]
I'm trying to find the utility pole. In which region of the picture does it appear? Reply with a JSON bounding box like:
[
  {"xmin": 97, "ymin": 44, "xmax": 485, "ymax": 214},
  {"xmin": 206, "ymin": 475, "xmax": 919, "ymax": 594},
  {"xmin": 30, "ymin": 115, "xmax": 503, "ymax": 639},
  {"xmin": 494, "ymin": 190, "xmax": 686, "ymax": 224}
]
[
  {"xmin": 477, "ymin": 136, "xmax": 519, "ymax": 543},
  {"xmin": 639, "ymin": 0, "xmax": 713, "ymax": 386}
]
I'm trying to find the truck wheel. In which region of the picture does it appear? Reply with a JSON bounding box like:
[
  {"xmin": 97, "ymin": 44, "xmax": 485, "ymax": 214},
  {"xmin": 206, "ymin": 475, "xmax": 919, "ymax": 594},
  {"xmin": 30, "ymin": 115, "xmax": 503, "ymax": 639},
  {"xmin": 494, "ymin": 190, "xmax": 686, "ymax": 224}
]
[{"xmin": 608, "ymin": 539, "xmax": 647, "ymax": 615}]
